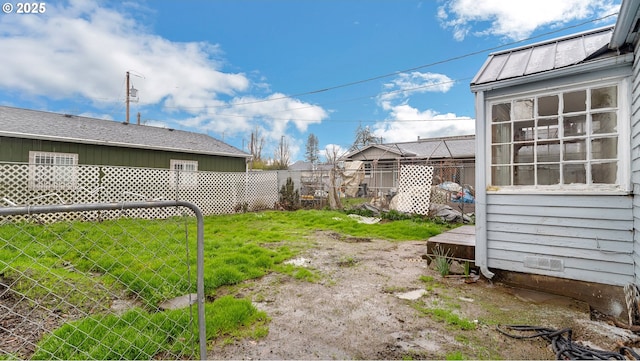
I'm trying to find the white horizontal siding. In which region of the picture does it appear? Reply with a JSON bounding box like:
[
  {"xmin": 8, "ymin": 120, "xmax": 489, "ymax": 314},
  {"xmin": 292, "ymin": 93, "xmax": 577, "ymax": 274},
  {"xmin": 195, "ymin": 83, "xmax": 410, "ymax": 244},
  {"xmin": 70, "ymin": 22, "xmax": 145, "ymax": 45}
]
[
  {"xmin": 488, "ymin": 219, "xmax": 631, "ymax": 241},
  {"xmin": 488, "ymin": 230, "xmax": 629, "ymax": 253},
  {"xmin": 486, "ymin": 193, "xmax": 633, "ymax": 286}
]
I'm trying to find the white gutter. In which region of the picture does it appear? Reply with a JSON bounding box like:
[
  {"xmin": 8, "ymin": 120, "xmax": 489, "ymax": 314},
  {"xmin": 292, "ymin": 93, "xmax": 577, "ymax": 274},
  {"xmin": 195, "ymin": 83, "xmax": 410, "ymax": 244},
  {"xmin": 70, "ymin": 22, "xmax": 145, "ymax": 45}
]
[
  {"xmin": 473, "ymin": 89, "xmax": 494, "ymax": 279},
  {"xmin": 610, "ymin": 0, "xmax": 640, "ymax": 50}
]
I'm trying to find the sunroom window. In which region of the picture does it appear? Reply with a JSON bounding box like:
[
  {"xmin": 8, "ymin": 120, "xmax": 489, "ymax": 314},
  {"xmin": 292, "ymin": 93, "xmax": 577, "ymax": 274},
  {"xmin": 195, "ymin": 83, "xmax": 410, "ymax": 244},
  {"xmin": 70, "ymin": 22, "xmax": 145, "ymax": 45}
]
[
  {"xmin": 29, "ymin": 151, "xmax": 78, "ymax": 190},
  {"xmin": 489, "ymin": 83, "xmax": 622, "ymax": 189}
]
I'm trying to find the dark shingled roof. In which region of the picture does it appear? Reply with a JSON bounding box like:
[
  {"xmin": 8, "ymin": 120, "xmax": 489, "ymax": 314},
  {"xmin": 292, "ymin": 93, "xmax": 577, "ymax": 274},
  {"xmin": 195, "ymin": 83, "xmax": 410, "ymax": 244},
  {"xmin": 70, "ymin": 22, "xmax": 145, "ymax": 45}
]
[{"xmin": 0, "ymin": 106, "xmax": 250, "ymax": 158}]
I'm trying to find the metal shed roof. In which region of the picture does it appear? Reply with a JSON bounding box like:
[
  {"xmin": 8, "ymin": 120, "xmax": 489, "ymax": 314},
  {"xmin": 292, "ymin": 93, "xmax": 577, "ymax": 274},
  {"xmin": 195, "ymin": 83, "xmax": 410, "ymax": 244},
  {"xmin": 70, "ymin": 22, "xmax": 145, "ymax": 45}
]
[
  {"xmin": 472, "ymin": 26, "xmax": 614, "ymax": 86},
  {"xmin": 0, "ymin": 106, "xmax": 250, "ymax": 158},
  {"xmin": 343, "ymin": 135, "xmax": 475, "ymax": 161}
]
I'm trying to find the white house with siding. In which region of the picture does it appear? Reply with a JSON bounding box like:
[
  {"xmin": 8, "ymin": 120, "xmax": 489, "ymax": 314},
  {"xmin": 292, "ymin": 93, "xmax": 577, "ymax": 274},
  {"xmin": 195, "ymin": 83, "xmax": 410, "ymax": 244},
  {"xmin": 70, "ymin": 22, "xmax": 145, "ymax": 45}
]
[{"xmin": 471, "ymin": 2, "xmax": 640, "ymax": 317}]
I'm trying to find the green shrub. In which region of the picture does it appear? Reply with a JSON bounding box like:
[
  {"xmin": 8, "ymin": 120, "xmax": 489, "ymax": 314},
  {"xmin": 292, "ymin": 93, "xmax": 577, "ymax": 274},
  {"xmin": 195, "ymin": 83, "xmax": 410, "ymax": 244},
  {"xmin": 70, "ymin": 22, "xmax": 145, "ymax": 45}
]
[{"xmin": 278, "ymin": 177, "xmax": 300, "ymax": 211}]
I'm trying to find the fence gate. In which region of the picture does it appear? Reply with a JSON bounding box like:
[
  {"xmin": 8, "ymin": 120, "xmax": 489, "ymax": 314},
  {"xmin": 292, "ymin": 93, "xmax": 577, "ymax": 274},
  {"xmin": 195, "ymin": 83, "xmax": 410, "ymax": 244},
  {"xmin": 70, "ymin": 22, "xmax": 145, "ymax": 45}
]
[{"xmin": 0, "ymin": 201, "xmax": 206, "ymax": 360}]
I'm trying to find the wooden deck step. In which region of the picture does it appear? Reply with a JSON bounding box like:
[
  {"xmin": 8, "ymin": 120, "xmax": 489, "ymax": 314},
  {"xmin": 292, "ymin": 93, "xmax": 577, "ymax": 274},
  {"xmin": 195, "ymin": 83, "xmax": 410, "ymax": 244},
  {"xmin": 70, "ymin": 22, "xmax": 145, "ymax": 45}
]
[{"xmin": 427, "ymin": 225, "xmax": 475, "ymax": 261}]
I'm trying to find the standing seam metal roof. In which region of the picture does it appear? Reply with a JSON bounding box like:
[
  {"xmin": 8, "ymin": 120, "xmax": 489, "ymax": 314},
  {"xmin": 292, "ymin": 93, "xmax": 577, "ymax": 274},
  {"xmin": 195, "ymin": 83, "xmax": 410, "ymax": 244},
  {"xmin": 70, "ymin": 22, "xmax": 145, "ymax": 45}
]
[{"xmin": 472, "ymin": 26, "xmax": 615, "ymax": 86}]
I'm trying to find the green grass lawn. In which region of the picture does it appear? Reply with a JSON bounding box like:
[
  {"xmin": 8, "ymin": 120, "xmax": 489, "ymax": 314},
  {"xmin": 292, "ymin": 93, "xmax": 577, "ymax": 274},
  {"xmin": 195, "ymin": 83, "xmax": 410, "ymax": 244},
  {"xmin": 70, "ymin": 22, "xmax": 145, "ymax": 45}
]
[{"xmin": 0, "ymin": 209, "xmax": 450, "ymax": 359}]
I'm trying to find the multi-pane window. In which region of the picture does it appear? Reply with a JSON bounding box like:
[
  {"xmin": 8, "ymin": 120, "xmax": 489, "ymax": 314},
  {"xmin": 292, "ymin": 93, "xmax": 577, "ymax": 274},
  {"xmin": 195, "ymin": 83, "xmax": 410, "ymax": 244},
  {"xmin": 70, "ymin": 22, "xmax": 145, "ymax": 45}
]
[
  {"xmin": 29, "ymin": 151, "xmax": 78, "ymax": 190},
  {"xmin": 490, "ymin": 83, "xmax": 621, "ymax": 188},
  {"xmin": 170, "ymin": 159, "xmax": 198, "ymax": 187}
]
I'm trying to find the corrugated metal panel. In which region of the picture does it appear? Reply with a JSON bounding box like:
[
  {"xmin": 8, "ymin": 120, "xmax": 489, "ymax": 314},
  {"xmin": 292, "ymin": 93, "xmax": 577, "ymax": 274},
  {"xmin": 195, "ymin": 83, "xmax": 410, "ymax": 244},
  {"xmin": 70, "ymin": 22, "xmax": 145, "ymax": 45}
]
[
  {"xmin": 498, "ymin": 49, "xmax": 532, "ymax": 80},
  {"xmin": 472, "ymin": 26, "xmax": 614, "ymax": 86},
  {"xmin": 525, "ymin": 43, "xmax": 556, "ymax": 75}
]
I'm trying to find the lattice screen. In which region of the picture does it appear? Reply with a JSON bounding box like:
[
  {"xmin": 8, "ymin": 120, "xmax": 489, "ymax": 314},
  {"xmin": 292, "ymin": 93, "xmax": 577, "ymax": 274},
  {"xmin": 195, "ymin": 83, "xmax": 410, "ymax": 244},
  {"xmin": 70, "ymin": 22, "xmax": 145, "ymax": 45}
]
[
  {"xmin": 395, "ymin": 165, "xmax": 434, "ymax": 215},
  {"xmin": 0, "ymin": 164, "xmax": 279, "ymax": 222}
]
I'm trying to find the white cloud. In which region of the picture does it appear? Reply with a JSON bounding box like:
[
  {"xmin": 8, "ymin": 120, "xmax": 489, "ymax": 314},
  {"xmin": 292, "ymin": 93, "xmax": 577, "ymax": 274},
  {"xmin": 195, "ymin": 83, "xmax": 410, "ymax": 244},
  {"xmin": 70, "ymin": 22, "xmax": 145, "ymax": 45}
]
[
  {"xmin": 0, "ymin": 0, "xmax": 329, "ymax": 160},
  {"xmin": 0, "ymin": 1, "xmax": 247, "ymax": 106},
  {"xmin": 379, "ymin": 72, "xmax": 454, "ymax": 106},
  {"xmin": 175, "ymin": 93, "xmax": 327, "ymax": 144},
  {"xmin": 374, "ymin": 72, "xmax": 472, "ymax": 142},
  {"xmin": 372, "ymin": 105, "xmax": 474, "ymax": 143},
  {"xmin": 324, "ymin": 144, "xmax": 348, "ymax": 163},
  {"xmin": 438, "ymin": 0, "xmax": 619, "ymax": 41}
]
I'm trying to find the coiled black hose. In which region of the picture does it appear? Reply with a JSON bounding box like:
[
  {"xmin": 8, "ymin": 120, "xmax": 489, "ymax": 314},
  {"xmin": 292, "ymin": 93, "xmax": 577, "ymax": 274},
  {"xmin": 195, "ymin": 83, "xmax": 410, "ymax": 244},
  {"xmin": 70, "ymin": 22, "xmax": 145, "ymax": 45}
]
[{"xmin": 496, "ymin": 325, "xmax": 640, "ymax": 360}]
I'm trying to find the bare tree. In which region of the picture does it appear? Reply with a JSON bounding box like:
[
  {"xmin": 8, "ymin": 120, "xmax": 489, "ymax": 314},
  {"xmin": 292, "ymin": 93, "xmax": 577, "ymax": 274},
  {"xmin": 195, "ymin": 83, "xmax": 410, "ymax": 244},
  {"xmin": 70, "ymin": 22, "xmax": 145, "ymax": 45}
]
[
  {"xmin": 248, "ymin": 126, "xmax": 265, "ymax": 162},
  {"xmin": 324, "ymin": 144, "xmax": 343, "ymax": 210},
  {"xmin": 350, "ymin": 124, "xmax": 381, "ymax": 151},
  {"xmin": 324, "ymin": 144, "xmax": 345, "ymax": 165},
  {"xmin": 273, "ymin": 135, "xmax": 291, "ymax": 170}
]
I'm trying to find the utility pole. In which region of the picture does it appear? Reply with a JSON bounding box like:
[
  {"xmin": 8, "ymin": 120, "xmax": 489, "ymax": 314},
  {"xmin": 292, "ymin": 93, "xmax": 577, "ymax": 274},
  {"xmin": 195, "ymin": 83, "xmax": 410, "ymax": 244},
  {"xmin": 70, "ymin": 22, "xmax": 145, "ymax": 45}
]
[
  {"xmin": 125, "ymin": 71, "xmax": 140, "ymax": 124},
  {"xmin": 126, "ymin": 71, "xmax": 130, "ymax": 124}
]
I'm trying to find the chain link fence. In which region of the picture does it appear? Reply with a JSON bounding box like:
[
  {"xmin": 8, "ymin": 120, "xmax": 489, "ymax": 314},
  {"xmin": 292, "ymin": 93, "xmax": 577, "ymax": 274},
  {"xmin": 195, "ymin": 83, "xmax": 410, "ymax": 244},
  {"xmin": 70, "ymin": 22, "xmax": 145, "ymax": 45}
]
[{"xmin": 0, "ymin": 200, "xmax": 206, "ymax": 360}]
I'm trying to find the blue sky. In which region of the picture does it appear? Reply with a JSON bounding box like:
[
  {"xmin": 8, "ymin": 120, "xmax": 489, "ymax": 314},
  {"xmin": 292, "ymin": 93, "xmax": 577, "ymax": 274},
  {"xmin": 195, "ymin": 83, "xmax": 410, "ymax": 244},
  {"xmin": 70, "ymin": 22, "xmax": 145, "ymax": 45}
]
[{"xmin": 0, "ymin": 0, "xmax": 621, "ymax": 162}]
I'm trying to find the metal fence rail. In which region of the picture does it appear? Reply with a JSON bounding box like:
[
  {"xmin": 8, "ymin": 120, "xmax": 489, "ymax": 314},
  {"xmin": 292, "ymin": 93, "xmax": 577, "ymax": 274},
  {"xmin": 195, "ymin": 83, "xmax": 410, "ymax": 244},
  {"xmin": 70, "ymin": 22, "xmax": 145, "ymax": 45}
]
[{"xmin": 0, "ymin": 201, "xmax": 206, "ymax": 360}]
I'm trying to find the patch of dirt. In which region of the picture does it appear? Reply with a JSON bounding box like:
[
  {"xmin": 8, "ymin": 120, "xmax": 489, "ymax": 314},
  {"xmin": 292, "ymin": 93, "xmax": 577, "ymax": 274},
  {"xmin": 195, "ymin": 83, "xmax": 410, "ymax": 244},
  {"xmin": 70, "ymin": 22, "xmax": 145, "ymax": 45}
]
[{"xmin": 209, "ymin": 230, "xmax": 640, "ymax": 360}]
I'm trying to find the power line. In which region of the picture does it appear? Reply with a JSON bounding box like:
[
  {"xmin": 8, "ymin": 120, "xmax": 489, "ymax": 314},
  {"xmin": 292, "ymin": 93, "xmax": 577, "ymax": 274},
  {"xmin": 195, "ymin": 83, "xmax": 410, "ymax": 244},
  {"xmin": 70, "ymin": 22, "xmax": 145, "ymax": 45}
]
[
  {"xmin": 155, "ymin": 11, "xmax": 617, "ymax": 111},
  {"xmin": 50, "ymin": 11, "xmax": 619, "ymax": 124}
]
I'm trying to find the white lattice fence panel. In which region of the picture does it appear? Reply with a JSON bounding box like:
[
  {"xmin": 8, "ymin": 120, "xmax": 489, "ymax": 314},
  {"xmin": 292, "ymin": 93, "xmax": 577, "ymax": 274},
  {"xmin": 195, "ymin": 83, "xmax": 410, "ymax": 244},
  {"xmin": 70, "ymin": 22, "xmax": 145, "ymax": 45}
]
[
  {"xmin": 0, "ymin": 164, "xmax": 104, "ymax": 222},
  {"xmin": 0, "ymin": 163, "xmax": 281, "ymax": 221},
  {"xmin": 99, "ymin": 166, "xmax": 180, "ymax": 219},
  {"xmin": 396, "ymin": 165, "xmax": 433, "ymax": 215},
  {"xmin": 246, "ymin": 172, "xmax": 279, "ymax": 210},
  {"xmin": 179, "ymin": 171, "xmax": 244, "ymax": 215}
]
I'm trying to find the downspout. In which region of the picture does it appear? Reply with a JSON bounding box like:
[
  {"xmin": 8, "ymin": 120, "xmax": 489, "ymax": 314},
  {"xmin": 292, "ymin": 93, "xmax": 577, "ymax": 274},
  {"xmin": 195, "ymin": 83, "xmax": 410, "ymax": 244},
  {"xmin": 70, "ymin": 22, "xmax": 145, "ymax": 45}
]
[{"xmin": 474, "ymin": 90, "xmax": 494, "ymax": 279}]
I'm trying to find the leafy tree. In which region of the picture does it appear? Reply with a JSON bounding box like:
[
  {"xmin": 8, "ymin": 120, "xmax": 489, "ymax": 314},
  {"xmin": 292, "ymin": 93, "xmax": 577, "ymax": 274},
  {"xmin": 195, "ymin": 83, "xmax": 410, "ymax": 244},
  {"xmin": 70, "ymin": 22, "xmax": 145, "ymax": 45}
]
[{"xmin": 305, "ymin": 134, "xmax": 320, "ymax": 164}]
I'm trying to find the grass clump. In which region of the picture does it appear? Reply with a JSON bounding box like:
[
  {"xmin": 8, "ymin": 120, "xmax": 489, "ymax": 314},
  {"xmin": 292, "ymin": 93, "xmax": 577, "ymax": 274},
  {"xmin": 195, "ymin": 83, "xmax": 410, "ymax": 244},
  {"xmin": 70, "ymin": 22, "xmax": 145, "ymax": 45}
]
[
  {"xmin": 428, "ymin": 245, "xmax": 452, "ymax": 277},
  {"xmin": 445, "ymin": 350, "xmax": 467, "ymax": 360},
  {"xmin": 414, "ymin": 304, "xmax": 476, "ymax": 330},
  {"xmin": 33, "ymin": 295, "xmax": 264, "ymax": 360}
]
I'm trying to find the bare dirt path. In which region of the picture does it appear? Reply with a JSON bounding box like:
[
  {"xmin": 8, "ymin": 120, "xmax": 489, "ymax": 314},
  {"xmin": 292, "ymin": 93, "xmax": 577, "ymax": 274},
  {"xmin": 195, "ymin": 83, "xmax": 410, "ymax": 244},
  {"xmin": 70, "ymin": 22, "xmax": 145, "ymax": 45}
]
[{"xmin": 209, "ymin": 231, "xmax": 638, "ymax": 360}]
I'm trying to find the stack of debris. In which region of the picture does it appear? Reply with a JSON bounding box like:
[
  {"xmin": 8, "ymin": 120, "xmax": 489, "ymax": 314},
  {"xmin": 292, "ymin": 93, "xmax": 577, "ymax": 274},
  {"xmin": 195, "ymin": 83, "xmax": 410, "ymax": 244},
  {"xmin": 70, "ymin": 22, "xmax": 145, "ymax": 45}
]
[{"xmin": 349, "ymin": 195, "xmax": 474, "ymax": 224}]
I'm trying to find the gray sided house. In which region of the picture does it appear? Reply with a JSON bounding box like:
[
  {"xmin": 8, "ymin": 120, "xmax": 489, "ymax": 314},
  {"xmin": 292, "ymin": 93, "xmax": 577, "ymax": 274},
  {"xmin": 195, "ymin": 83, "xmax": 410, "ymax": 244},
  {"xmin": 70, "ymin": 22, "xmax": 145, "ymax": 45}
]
[
  {"xmin": 471, "ymin": 7, "xmax": 640, "ymax": 316},
  {"xmin": 0, "ymin": 106, "xmax": 250, "ymax": 171},
  {"xmin": 342, "ymin": 135, "xmax": 475, "ymax": 196}
]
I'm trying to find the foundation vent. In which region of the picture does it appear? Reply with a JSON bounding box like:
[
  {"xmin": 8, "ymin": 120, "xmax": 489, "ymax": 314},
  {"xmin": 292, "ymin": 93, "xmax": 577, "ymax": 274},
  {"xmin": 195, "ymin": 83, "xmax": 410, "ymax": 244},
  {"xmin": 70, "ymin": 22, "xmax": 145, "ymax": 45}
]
[{"xmin": 524, "ymin": 256, "xmax": 564, "ymax": 272}]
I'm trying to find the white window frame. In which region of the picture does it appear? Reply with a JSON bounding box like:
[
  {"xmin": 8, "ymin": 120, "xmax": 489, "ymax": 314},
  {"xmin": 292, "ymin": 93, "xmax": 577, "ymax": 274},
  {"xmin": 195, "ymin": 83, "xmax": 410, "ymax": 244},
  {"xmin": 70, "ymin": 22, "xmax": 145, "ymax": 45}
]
[
  {"xmin": 28, "ymin": 151, "xmax": 79, "ymax": 190},
  {"xmin": 170, "ymin": 159, "xmax": 198, "ymax": 188},
  {"xmin": 486, "ymin": 77, "xmax": 630, "ymax": 193}
]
